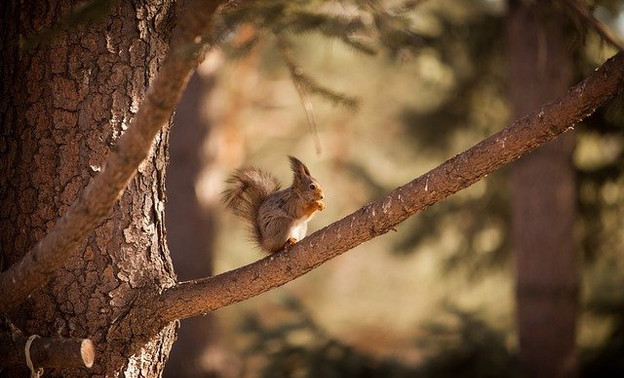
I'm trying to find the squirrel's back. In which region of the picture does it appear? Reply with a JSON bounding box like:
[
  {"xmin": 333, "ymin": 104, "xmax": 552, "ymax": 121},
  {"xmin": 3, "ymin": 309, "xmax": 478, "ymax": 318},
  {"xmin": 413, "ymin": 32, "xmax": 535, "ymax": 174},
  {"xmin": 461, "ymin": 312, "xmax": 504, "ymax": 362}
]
[{"xmin": 221, "ymin": 168, "xmax": 281, "ymax": 238}]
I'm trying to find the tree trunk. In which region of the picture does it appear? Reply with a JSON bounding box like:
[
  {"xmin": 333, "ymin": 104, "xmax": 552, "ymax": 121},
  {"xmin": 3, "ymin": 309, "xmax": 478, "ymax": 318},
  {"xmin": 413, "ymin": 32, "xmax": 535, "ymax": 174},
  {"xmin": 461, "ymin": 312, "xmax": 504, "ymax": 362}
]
[
  {"xmin": 0, "ymin": 1, "xmax": 177, "ymax": 376},
  {"xmin": 508, "ymin": 2, "xmax": 579, "ymax": 377}
]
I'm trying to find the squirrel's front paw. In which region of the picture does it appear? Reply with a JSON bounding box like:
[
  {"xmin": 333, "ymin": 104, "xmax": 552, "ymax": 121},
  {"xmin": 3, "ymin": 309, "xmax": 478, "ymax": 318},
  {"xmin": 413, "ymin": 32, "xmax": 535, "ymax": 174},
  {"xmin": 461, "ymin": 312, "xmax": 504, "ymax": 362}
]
[{"xmin": 285, "ymin": 237, "xmax": 298, "ymax": 247}]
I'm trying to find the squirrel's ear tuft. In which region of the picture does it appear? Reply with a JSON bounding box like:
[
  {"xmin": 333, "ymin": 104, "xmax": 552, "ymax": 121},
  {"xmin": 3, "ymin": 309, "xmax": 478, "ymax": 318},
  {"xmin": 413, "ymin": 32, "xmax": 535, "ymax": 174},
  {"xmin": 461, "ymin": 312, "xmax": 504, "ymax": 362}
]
[{"xmin": 289, "ymin": 156, "xmax": 310, "ymax": 177}]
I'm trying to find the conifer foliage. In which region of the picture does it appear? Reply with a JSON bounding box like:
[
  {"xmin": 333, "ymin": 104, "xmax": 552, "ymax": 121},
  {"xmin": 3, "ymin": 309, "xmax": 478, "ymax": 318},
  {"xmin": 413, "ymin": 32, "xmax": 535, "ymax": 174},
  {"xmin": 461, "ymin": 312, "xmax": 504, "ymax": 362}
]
[{"xmin": 218, "ymin": 0, "xmax": 430, "ymax": 109}]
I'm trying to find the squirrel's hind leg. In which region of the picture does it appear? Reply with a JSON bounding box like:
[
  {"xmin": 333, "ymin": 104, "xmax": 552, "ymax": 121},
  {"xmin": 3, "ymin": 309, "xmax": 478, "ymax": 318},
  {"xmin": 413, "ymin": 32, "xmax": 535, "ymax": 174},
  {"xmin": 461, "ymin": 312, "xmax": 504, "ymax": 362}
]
[{"xmin": 258, "ymin": 215, "xmax": 295, "ymax": 253}]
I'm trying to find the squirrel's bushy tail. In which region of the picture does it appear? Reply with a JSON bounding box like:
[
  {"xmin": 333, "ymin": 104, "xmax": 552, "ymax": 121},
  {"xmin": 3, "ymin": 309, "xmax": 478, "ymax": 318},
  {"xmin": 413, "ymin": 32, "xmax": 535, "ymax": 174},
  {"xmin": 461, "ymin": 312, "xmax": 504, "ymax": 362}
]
[{"xmin": 221, "ymin": 168, "xmax": 281, "ymax": 231}]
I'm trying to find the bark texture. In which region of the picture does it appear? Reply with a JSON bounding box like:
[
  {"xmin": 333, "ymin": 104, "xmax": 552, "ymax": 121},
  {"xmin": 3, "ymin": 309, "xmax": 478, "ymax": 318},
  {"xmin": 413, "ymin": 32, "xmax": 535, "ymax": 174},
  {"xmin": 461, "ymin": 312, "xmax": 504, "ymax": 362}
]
[
  {"xmin": 508, "ymin": 2, "xmax": 579, "ymax": 377},
  {"xmin": 0, "ymin": 0, "xmax": 177, "ymax": 376}
]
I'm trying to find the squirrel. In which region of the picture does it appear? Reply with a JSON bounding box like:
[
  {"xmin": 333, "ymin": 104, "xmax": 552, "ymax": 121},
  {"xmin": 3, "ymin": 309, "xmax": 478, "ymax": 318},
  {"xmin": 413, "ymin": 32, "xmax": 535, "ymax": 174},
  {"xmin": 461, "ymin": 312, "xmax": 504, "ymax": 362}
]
[{"xmin": 221, "ymin": 156, "xmax": 326, "ymax": 253}]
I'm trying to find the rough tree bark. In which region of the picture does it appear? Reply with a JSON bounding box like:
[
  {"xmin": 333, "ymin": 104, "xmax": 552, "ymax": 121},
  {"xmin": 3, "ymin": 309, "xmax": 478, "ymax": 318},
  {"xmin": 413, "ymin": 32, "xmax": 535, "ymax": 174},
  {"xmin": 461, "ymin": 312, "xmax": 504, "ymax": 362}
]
[
  {"xmin": 0, "ymin": 0, "xmax": 178, "ymax": 376},
  {"xmin": 0, "ymin": 0, "xmax": 220, "ymax": 313},
  {"xmin": 508, "ymin": 2, "xmax": 579, "ymax": 377}
]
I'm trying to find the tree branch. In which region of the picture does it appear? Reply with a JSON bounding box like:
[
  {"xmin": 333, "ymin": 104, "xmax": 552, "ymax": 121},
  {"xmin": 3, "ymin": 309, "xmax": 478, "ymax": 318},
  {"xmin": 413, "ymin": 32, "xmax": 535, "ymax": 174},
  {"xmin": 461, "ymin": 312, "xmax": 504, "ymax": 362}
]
[
  {"xmin": 0, "ymin": 0, "xmax": 224, "ymax": 311},
  {"xmin": 157, "ymin": 51, "xmax": 624, "ymax": 326}
]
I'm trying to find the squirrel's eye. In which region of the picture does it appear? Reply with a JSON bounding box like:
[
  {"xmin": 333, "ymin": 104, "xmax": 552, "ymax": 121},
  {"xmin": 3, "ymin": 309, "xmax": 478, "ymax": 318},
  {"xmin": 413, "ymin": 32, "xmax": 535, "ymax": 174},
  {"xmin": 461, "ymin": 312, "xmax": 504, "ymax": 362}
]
[{"xmin": 309, "ymin": 184, "xmax": 316, "ymax": 190}]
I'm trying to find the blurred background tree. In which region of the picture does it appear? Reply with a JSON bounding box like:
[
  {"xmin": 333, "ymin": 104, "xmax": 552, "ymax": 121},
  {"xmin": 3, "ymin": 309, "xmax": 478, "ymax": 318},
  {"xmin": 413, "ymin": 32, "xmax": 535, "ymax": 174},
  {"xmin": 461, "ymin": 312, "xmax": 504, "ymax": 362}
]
[
  {"xmin": 508, "ymin": 1, "xmax": 578, "ymax": 377},
  {"xmin": 164, "ymin": 0, "xmax": 624, "ymax": 376}
]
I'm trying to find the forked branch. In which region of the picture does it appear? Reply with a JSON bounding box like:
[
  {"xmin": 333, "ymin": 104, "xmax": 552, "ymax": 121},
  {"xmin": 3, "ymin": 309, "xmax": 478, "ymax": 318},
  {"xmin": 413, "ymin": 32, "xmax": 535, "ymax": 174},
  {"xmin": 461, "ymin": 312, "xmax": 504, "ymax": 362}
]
[
  {"xmin": 157, "ymin": 52, "xmax": 624, "ymax": 326},
  {"xmin": 0, "ymin": 0, "xmax": 225, "ymax": 311}
]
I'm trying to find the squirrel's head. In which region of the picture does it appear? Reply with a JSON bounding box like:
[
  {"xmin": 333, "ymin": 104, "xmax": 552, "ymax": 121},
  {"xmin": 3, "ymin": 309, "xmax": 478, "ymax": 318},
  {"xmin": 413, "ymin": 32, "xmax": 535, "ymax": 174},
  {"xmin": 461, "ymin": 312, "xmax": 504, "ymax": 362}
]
[{"xmin": 289, "ymin": 156, "xmax": 325, "ymax": 208}]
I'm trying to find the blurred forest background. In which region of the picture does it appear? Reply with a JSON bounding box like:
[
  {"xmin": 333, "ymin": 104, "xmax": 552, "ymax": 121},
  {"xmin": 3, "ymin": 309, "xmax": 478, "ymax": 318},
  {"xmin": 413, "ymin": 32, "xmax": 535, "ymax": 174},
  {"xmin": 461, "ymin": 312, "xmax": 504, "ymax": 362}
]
[{"xmin": 163, "ymin": 0, "xmax": 624, "ymax": 377}]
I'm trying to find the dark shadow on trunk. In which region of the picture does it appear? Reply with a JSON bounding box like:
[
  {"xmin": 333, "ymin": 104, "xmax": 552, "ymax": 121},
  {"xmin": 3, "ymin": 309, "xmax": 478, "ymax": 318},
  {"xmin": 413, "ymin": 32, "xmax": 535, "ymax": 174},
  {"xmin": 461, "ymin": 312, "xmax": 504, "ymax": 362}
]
[{"xmin": 164, "ymin": 65, "xmax": 234, "ymax": 378}]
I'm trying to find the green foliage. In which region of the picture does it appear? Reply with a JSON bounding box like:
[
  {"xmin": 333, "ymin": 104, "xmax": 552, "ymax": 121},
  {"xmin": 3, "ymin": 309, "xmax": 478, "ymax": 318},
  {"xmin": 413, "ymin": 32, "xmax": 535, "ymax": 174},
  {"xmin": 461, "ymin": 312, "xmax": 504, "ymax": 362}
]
[
  {"xmin": 400, "ymin": 11, "xmax": 506, "ymax": 151},
  {"xmin": 221, "ymin": 0, "xmax": 426, "ymax": 52},
  {"xmin": 417, "ymin": 306, "xmax": 518, "ymax": 378},
  {"xmin": 577, "ymin": 93, "xmax": 624, "ymax": 263},
  {"xmin": 576, "ymin": 89, "xmax": 624, "ymax": 377},
  {"xmin": 278, "ymin": 37, "xmax": 360, "ymax": 110},
  {"xmin": 393, "ymin": 173, "xmax": 510, "ymax": 278},
  {"xmin": 219, "ymin": 0, "xmax": 431, "ymax": 109},
  {"xmin": 582, "ymin": 262, "xmax": 624, "ymax": 377},
  {"xmin": 391, "ymin": 0, "xmax": 624, "ymax": 278},
  {"xmin": 386, "ymin": 1, "xmax": 510, "ymax": 276},
  {"xmin": 238, "ymin": 298, "xmax": 517, "ymax": 378},
  {"xmin": 239, "ymin": 297, "xmax": 420, "ymax": 378}
]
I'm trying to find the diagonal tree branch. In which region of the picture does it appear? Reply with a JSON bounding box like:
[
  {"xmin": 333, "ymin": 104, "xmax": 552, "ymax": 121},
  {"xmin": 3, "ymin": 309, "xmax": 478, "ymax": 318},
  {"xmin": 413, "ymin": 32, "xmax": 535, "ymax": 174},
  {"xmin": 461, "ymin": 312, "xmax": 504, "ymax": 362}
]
[
  {"xmin": 0, "ymin": 0, "xmax": 225, "ymax": 311},
  {"xmin": 157, "ymin": 51, "xmax": 624, "ymax": 326}
]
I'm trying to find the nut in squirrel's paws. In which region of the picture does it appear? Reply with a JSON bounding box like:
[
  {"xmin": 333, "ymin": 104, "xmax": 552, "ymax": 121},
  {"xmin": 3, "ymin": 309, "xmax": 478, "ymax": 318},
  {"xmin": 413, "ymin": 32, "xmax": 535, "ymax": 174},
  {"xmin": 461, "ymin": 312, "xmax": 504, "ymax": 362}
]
[{"xmin": 315, "ymin": 200, "xmax": 326, "ymax": 211}]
